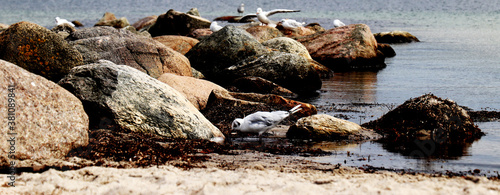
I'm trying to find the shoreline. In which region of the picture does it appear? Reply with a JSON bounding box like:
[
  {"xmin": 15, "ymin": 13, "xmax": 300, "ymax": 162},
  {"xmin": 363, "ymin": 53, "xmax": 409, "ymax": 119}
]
[{"xmin": 2, "ymin": 150, "xmax": 500, "ymax": 194}]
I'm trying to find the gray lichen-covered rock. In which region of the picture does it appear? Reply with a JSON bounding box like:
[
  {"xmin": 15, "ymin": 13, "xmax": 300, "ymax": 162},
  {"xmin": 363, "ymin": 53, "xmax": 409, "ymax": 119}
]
[
  {"xmin": 186, "ymin": 26, "xmax": 321, "ymax": 94},
  {"xmin": 225, "ymin": 51, "xmax": 321, "ymax": 94},
  {"xmin": 287, "ymin": 114, "xmax": 362, "ymax": 140},
  {"xmin": 0, "ymin": 60, "xmax": 89, "ymax": 166},
  {"xmin": 0, "ymin": 21, "xmax": 84, "ymax": 82},
  {"xmin": 67, "ymin": 26, "xmax": 192, "ymax": 78},
  {"xmin": 58, "ymin": 60, "xmax": 224, "ymax": 140},
  {"xmin": 186, "ymin": 25, "xmax": 268, "ymax": 77}
]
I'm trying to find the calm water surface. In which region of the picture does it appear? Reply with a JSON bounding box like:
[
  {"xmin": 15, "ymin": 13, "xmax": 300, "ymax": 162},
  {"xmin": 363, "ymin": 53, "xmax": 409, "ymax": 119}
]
[{"xmin": 1, "ymin": 0, "xmax": 499, "ymax": 175}]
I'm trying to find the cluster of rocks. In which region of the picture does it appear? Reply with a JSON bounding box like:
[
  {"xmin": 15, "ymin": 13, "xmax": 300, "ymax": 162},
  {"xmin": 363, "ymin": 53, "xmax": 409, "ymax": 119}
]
[{"xmin": 0, "ymin": 8, "xmax": 481, "ymax": 168}]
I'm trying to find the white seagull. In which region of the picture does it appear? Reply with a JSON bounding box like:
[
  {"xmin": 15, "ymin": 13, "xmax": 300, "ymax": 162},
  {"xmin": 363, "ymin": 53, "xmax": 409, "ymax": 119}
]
[
  {"xmin": 239, "ymin": 8, "xmax": 300, "ymax": 26},
  {"xmin": 333, "ymin": 19, "xmax": 346, "ymax": 28},
  {"xmin": 237, "ymin": 3, "xmax": 245, "ymax": 15},
  {"xmin": 210, "ymin": 21, "xmax": 223, "ymax": 32},
  {"xmin": 55, "ymin": 17, "xmax": 75, "ymax": 27},
  {"xmin": 279, "ymin": 19, "xmax": 305, "ymax": 30},
  {"xmin": 232, "ymin": 104, "xmax": 302, "ymax": 142}
]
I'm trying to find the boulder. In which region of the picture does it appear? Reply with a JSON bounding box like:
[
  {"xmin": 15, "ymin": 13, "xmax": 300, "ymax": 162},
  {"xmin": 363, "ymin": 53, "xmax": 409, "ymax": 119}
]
[
  {"xmin": 0, "ymin": 21, "xmax": 84, "ymax": 82},
  {"xmin": 188, "ymin": 28, "xmax": 213, "ymax": 39},
  {"xmin": 286, "ymin": 114, "xmax": 362, "ymax": 140},
  {"xmin": 295, "ymin": 24, "xmax": 386, "ymax": 71},
  {"xmin": 58, "ymin": 60, "xmax": 224, "ymax": 140},
  {"xmin": 0, "ymin": 60, "xmax": 88, "ymax": 166},
  {"xmin": 230, "ymin": 76, "xmax": 296, "ymax": 98},
  {"xmin": 374, "ymin": 30, "xmax": 420, "ymax": 43},
  {"xmin": 153, "ymin": 35, "xmax": 199, "ymax": 55},
  {"xmin": 277, "ymin": 26, "xmax": 316, "ymax": 37},
  {"xmin": 157, "ymin": 73, "xmax": 228, "ymax": 110},
  {"xmin": 202, "ymin": 89, "xmax": 316, "ymax": 135},
  {"xmin": 262, "ymin": 37, "xmax": 333, "ymax": 77},
  {"xmin": 304, "ymin": 23, "xmax": 326, "ymax": 34},
  {"xmin": 226, "ymin": 51, "xmax": 321, "ymax": 94},
  {"xmin": 377, "ymin": 43, "xmax": 396, "ymax": 57},
  {"xmin": 94, "ymin": 12, "xmax": 130, "ymax": 28},
  {"xmin": 186, "ymin": 26, "xmax": 321, "ymax": 94},
  {"xmin": 67, "ymin": 26, "xmax": 192, "ymax": 78},
  {"xmin": 262, "ymin": 37, "xmax": 311, "ymax": 59},
  {"xmin": 186, "ymin": 8, "xmax": 201, "ymax": 17},
  {"xmin": 51, "ymin": 23, "xmax": 76, "ymax": 39},
  {"xmin": 246, "ymin": 26, "xmax": 284, "ymax": 42},
  {"xmin": 132, "ymin": 15, "xmax": 158, "ymax": 31},
  {"xmin": 148, "ymin": 9, "xmax": 211, "ymax": 37},
  {"xmin": 186, "ymin": 25, "xmax": 268, "ymax": 77},
  {"xmin": 0, "ymin": 23, "xmax": 9, "ymax": 31},
  {"xmin": 362, "ymin": 94, "xmax": 483, "ymax": 142}
]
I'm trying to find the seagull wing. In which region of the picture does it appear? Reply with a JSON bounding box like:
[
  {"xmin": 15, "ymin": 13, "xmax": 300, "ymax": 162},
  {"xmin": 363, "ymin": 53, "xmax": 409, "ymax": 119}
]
[
  {"xmin": 264, "ymin": 9, "xmax": 300, "ymax": 17},
  {"xmin": 247, "ymin": 112, "xmax": 275, "ymax": 127},
  {"xmin": 239, "ymin": 14, "xmax": 257, "ymax": 22}
]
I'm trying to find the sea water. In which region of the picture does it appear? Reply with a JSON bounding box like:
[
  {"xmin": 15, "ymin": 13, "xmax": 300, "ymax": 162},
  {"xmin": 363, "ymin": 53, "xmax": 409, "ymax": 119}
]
[{"xmin": 1, "ymin": 0, "xmax": 499, "ymax": 175}]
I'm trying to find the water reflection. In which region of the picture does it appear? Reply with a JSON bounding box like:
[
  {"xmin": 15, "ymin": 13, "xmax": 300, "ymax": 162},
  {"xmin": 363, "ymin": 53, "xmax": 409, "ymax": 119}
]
[{"xmin": 316, "ymin": 72, "xmax": 378, "ymax": 104}]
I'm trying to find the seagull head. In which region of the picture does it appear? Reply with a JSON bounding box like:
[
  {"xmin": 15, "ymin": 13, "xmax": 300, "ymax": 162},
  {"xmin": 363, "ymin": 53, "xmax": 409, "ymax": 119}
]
[
  {"xmin": 256, "ymin": 8, "xmax": 263, "ymax": 14},
  {"xmin": 231, "ymin": 118, "xmax": 244, "ymax": 130}
]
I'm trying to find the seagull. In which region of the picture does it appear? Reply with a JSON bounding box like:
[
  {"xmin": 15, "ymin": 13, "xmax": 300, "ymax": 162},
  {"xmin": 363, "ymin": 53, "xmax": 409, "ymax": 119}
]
[
  {"xmin": 232, "ymin": 104, "xmax": 302, "ymax": 142},
  {"xmin": 279, "ymin": 19, "xmax": 305, "ymax": 30},
  {"xmin": 237, "ymin": 3, "xmax": 245, "ymax": 15},
  {"xmin": 210, "ymin": 21, "xmax": 223, "ymax": 32},
  {"xmin": 239, "ymin": 8, "xmax": 300, "ymax": 26},
  {"xmin": 55, "ymin": 17, "xmax": 75, "ymax": 27},
  {"xmin": 333, "ymin": 19, "xmax": 346, "ymax": 28}
]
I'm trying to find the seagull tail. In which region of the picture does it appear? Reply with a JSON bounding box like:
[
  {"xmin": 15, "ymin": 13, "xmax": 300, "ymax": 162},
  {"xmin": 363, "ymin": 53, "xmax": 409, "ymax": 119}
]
[{"xmin": 289, "ymin": 104, "xmax": 302, "ymax": 114}]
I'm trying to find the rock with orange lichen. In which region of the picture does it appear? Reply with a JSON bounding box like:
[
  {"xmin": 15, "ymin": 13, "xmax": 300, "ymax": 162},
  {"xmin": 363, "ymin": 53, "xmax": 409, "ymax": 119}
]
[{"xmin": 0, "ymin": 21, "xmax": 83, "ymax": 82}]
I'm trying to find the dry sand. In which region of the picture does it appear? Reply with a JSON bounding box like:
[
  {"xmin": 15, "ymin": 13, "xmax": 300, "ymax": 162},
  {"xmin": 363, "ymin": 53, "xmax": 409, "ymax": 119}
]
[{"xmin": 2, "ymin": 150, "xmax": 500, "ymax": 195}]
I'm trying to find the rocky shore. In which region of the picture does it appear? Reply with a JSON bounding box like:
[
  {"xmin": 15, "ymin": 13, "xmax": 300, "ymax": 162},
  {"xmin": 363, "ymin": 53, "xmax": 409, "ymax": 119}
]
[{"xmin": 1, "ymin": 9, "xmax": 499, "ymax": 194}]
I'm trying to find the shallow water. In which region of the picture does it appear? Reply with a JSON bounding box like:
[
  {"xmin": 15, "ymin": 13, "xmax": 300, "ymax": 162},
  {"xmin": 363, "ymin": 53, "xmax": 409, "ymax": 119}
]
[{"xmin": 1, "ymin": 0, "xmax": 500, "ymax": 175}]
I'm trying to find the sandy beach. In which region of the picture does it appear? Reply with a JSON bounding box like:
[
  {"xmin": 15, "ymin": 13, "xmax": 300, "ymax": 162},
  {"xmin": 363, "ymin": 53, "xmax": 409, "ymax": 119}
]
[{"xmin": 2, "ymin": 149, "xmax": 500, "ymax": 194}]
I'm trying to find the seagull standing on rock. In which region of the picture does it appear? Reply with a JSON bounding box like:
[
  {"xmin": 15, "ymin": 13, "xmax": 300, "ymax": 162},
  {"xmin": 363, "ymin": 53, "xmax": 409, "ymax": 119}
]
[
  {"xmin": 55, "ymin": 17, "xmax": 75, "ymax": 27},
  {"xmin": 232, "ymin": 104, "xmax": 302, "ymax": 142},
  {"xmin": 333, "ymin": 19, "xmax": 346, "ymax": 27},
  {"xmin": 210, "ymin": 21, "xmax": 223, "ymax": 32},
  {"xmin": 238, "ymin": 3, "xmax": 245, "ymax": 15},
  {"xmin": 239, "ymin": 8, "xmax": 300, "ymax": 27}
]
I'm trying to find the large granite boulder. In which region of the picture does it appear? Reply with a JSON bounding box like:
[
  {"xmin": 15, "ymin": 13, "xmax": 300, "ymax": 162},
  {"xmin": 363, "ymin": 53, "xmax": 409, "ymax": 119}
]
[
  {"xmin": 153, "ymin": 35, "xmax": 199, "ymax": 55},
  {"xmin": 226, "ymin": 51, "xmax": 321, "ymax": 94},
  {"xmin": 58, "ymin": 60, "xmax": 224, "ymax": 140},
  {"xmin": 186, "ymin": 26, "xmax": 321, "ymax": 94},
  {"xmin": 67, "ymin": 26, "xmax": 192, "ymax": 78},
  {"xmin": 246, "ymin": 25, "xmax": 284, "ymax": 42},
  {"xmin": 374, "ymin": 30, "xmax": 420, "ymax": 43},
  {"xmin": 148, "ymin": 9, "xmax": 211, "ymax": 37},
  {"xmin": 94, "ymin": 12, "xmax": 130, "ymax": 28},
  {"xmin": 0, "ymin": 21, "xmax": 83, "ymax": 82},
  {"xmin": 0, "ymin": 60, "xmax": 89, "ymax": 166},
  {"xmin": 262, "ymin": 37, "xmax": 333, "ymax": 77},
  {"xmin": 295, "ymin": 24, "xmax": 386, "ymax": 71},
  {"xmin": 362, "ymin": 94, "xmax": 483, "ymax": 142},
  {"xmin": 157, "ymin": 73, "xmax": 228, "ymax": 110},
  {"xmin": 286, "ymin": 114, "xmax": 362, "ymax": 140}
]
